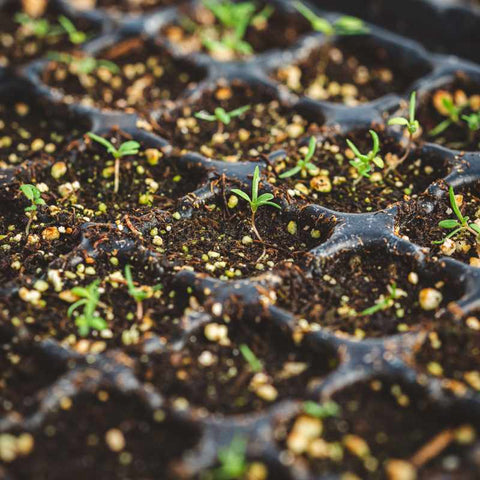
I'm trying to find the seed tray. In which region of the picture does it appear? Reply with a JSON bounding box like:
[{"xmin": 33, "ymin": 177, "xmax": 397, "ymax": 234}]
[{"xmin": 1, "ymin": 0, "xmax": 480, "ymax": 479}]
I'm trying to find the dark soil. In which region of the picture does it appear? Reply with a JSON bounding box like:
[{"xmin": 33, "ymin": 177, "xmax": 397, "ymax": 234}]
[
  {"xmin": 278, "ymin": 380, "xmax": 478, "ymax": 479},
  {"xmin": 0, "ymin": 1, "xmax": 98, "ymax": 68},
  {"xmin": 5, "ymin": 391, "xmax": 201, "ymax": 480},
  {"xmin": 138, "ymin": 319, "xmax": 337, "ymax": 414},
  {"xmin": 161, "ymin": 2, "xmax": 310, "ymax": 61},
  {"xmin": 272, "ymin": 37, "xmax": 431, "ymax": 105},
  {"xmin": 155, "ymin": 80, "xmax": 322, "ymax": 160},
  {"xmin": 273, "ymin": 248, "xmax": 462, "ymax": 338},
  {"xmin": 416, "ymin": 73, "xmax": 480, "ymax": 151},
  {"xmin": 270, "ymin": 129, "xmax": 450, "ymax": 213},
  {"xmin": 415, "ymin": 314, "xmax": 480, "ymax": 390},
  {"xmin": 397, "ymin": 182, "xmax": 480, "ymax": 267},
  {"xmin": 152, "ymin": 197, "xmax": 329, "ymax": 279},
  {"xmin": 0, "ymin": 342, "xmax": 66, "ymax": 417},
  {"xmin": 41, "ymin": 37, "xmax": 205, "ymax": 114}
]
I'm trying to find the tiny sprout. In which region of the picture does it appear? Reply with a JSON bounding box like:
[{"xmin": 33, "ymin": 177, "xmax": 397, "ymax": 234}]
[
  {"xmin": 388, "ymin": 91, "xmax": 420, "ymax": 163},
  {"xmin": 433, "ymin": 186, "xmax": 480, "ymax": 245},
  {"xmin": 67, "ymin": 279, "xmax": 107, "ymax": 336},
  {"xmin": 194, "ymin": 105, "xmax": 250, "ymax": 132},
  {"xmin": 294, "ymin": 1, "xmax": 368, "ymax": 36},
  {"xmin": 231, "ymin": 166, "xmax": 281, "ymax": 242},
  {"xmin": 429, "ymin": 96, "xmax": 466, "ymax": 138},
  {"xmin": 280, "ymin": 136, "xmax": 318, "ymax": 179},
  {"xmin": 15, "ymin": 13, "xmax": 62, "ymax": 38},
  {"xmin": 58, "ymin": 15, "xmax": 87, "ymax": 44},
  {"xmin": 303, "ymin": 400, "xmax": 340, "ymax": 418},
  {"xmin": 360, "ymin": 282, "xmax": 406, "ymax": 316},
  {"xmin": 346, "ymin": 130, "xmax": 384, "ymax": 182},
  {"xmin": 239, "ymin": 344, "xmax": 263, "ymax": 373},
  {"xmin": 125, "ymin": 264, "xmax": 162, "ymax": 320},
  {"xmin": 462, "ymin": 112, "xmax": 480, "ymax": 143},
  {"xmin": 210, "ymin": 436, "xmax": 248, "ymax": 480},
  {"xmin": 201, "ymin": 0, "xmax": 268, "ymax": 57},
  {"xmin": 87, "ymin": 132, "xmax": 141, "ymax": 194},
  {"xmin": 20, "ymin": 184, "xmax": 46, "ymax": 235},
  {"xmin": 48, "ymin": 52, "xmax": 119, "ymax": 75}
]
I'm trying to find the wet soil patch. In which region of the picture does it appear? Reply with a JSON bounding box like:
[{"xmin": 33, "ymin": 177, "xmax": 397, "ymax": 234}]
[
  {"xmin": 4, "ymin": 391, "xmax": 200, "ymax": 479},
  {"xmin": 272, "ymin": 37, "xmax": 431, "ymax": 105},
  {"xmin": 271, "ymin": 130, "xmax": 449, "ymax": 213},
  {"xmin": 415, "ymin": 315, "xmax": 480, "ymax": 391},
  {"xmin": 41, "ymin": 37, "xmax": 205, "ymax": 114},
  {"xmin": 151, "ymin": 197, "xmax": 330, "ymax": 279},
  {"xmin": 277, "ymin": 380, "xmax": 478, "ymax": 479},
  {"xmin": 417, "ymin": 73, "xmax": 480, "ymax": 151},
  {"xmin": 0, "ymin": 341, "xmax": 66, "ymax": 417},
  {"xmin": 397, "ymin": 182, "xmax": 480, "ymax": 267},
  {"xmin": 273, "ymin": 248, "xmax": 461, "ymax": 338},
  {"xmin": 138, "ymin": 318, "xmax": 337, "ymax": 414},
  {"xmin": 155, "ymin": 81, "xmax": 323, "ymax": 160},
  {"xmin": 161, "ymin": 1, "xmax": 310, "ymax": 62}
]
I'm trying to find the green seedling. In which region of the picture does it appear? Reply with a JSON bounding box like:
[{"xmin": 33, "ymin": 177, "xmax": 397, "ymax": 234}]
[
  {"xmin": 303, "ymin": 400, "xmax": 341, "ymax": 418},
  {"xmin": 87, "ymin": 132, "xmax": 141, "ymax": 194},
  {"xmin": 360, "ymin": 282, "xmax": 406, "ymax": 316},
  {"xmin": 232, "ymin": 166, "xmax": 281, "ymax": 242},
  {"xmin": 20, "ymin": 184, "xmax": 46, "ymax": 235},
  {"xmin": 194, "ymin": 105, "xmax": 250, "ymax": 132},
  {"xmin": 239, "ymin": 344, "xmax": 263, "ymax": 373},
  {"xmin": 207, "ymin": 436, "xmax": 249, "ymax": 480},
  {"xmin": 279, "ymin": 136, "xmax": 318, "ymax": 178},
  {"xmin": 67, "ymin": 279, "xmax": 107, "ymax": 336},
  {"xmin": 201, "ymin": 0, "xmax": 273, "ymax": 57},
  {"xmin": 388, "ymin": 91, "xmax": 420, "ymax": 163},
  {"xmin": 125, "ymin": 264, "xmax": 162, "ymax": 320},
  {"xmin": 433, "ymin": 186, "xmax": 480, "ymax": 245},
  {"xmin": 461, "ymin": 112, "xmax": 480, "ymax": 143},
  {"xmin": 58, "ymin": 15, "xmax": 87, "ymax": 44},
  {"xmin": 346, "ymin": 130, "xmax": 384, "ymax": 182},
  {"xmin": 15, "ymin": 13, "xmax": 62, "ymax": 38},
  {"xmin": 48, "ymin": 51, "xmax": 119, "ymax": 75},
  {"xmin": 429, "ymin": 96, "xmax": 466, "ymax": 138},
  {"xmin": 294, "ymin": 1, "xmax": 368, "ymax": 36}
]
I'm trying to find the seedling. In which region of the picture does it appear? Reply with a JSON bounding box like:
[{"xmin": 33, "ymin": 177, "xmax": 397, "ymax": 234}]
[
  {"xmin": 231, "ymin": 166, "xmax": 281, "ymax": 242},
  {"xmin": 433, "ymin": 186, "xmax": 480, "ymax": 245},
  {"xmin": 67, "ymin": 279, "xmax": 107, "ymax": 336},
  {"xmin": 462, "ymin": 112, "xmax": 480, "ymax": 143},
  {"xmin": 47, "ymin": 52, "xmax": 119, "ymax": 75},
  {"xmin": 346, "ymin": 130, "xmax": 384, "ymax": 182},
  {"xmin": 58, "ymin": 15, "xmax": 87, "ymax": 44},
  {"xmin": 388, "ymin": 91, "xmax": 420, "ymax": 163},
  {"xmin": 303, "ymin": 400, "xmax": 340, "ymax": 418},
  {"xmin": 280, "ymin": 136, "xmax": 318, "ymax": 178},
  {"xmin": 209, "ymin": 436, "xmax": 249, "ymax": 480},
  {"xmin": 294, "ymin": 1, "xmax": 368, "ymax": 36},
  {"xmin": 15, "ymin": 13, "xmax": 62, "ymax": 38},
  {"xmin": 87, "ymin": 132, "xmax": 141, "ymax": 194},
  {"xmin": 360, "ymin": 282, "xmax": 406, "ymax": 316},
  {"xmin": 239, "ymin": 344, "xmax": 263, "ymax": 373},
  {"xmin": 125, "ymin": 264, "xmax": 162, "ymax": 320},
  {"xmin": 200, "ymin": 0, "xmax": 273, "ymax": 57},
  {"xmin": 194, "ymin": 105, "xmax": 250, "ymax": 133},
  {"xmin": 20, "ymin": 184, "xmax": 46, "ymax": 235},
  {"xmin": 429, "ymin": 96, "xmax": 466, "ymax": 138}
]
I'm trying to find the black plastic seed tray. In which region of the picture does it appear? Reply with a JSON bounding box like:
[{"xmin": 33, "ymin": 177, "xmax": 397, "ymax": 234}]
[{"xmin": 1, "ymin": 0, "xmax": 480, "ymax": 478}]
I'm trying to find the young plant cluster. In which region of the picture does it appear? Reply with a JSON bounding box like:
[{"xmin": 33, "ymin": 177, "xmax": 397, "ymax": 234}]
[
  {"xmin": 193, "ymin": 0, "xmax": 274, "ymax": 58},
  {"xmin": 15, "ymin": 12, "xmax": 87, "ymax": 44},
  {"xmin": 47, "ymin": 52, "xmax": 119, "ymax": 76}
]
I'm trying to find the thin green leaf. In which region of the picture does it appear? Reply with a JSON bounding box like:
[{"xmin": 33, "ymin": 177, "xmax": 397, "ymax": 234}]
[{"xmin": 231, "ymin": 189, "xmax": 251, "ymax": 203}]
